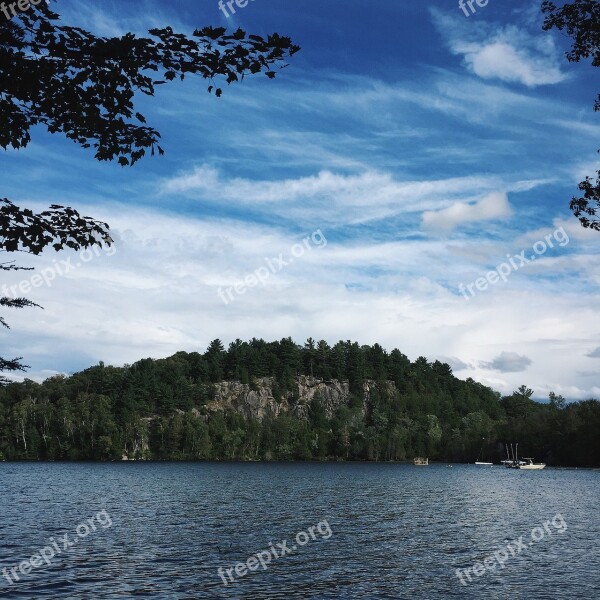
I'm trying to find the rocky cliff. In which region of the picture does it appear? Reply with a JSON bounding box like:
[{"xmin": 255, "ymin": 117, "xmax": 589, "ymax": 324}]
[{"xmin": 209, "ymin": 376, "xmax": 396, "ymax": 421}]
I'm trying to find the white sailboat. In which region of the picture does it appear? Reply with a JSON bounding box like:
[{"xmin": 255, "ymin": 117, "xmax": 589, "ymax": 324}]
[
  {"xmin": 475, "ymin": 438, "xmax": 493, "ymax": 465},
  {"xmin": 504, "ymin": 444, "xmax": 546, "ymax": 469},
  {"xmin": 519, "ymin": 458, "xmax": 546, "ymax": 470}
]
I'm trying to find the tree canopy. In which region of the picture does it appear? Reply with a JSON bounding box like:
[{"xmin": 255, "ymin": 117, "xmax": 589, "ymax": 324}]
[
  {"xmin": 0, "ymin": 338, "xmax": 597, "ymax": 466},
  {"xmin": 1, "ymin": 2, "xmax": 300, "ymax": 165},
  {"xmin": 0, "ymin": 199, "xmax": 113, "ymax": 382},
  {"xmin": 569, "ymin": 170, "xmax": 600, "ymax": 230},
  {"xmin": 0, "ymin": 2, "xmax": 300, "ymax": 383},
  {"xmin": 542, "ymin": 0, "xmax": 600, "ymax": 230},
  {"xmin": 542, "ymin": 0, "xmax": 600, "ymax": 112}
]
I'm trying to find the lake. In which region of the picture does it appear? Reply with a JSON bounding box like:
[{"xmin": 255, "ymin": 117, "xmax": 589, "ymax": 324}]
[{"xmin": 0, "ymin": 462, "xmax": 598, "ymax": 599}]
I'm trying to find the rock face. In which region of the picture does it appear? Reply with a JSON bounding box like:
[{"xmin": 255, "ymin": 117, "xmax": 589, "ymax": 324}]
[
  {"xmin": 211, "ymin": 378, "xmax": 282, "ymax": 421},
  {"xmin": 294, "ymin": 376, "xmax": 351, "ymax": 419},
  {"xmin": 209, "ymin": 376, "xmax": 390, "ymax": 421}
]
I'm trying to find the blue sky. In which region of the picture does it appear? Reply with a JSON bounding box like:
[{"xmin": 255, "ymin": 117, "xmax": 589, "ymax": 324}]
[{"xmin": 2, "ymin": 0, "xmax": 600, "ymax": 399}]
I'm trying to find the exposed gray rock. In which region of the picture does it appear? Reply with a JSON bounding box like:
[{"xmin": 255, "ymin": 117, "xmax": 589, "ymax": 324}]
[
  {"xmin": 211, "ymin": 377, "xmax": 281, "ymax": 421},
  {"xmin": 208, "ymin": 375, "xmax": 391, "ymax": 421}
]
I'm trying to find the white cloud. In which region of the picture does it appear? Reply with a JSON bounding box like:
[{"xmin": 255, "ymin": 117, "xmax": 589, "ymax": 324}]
[
  {"xmin": 422, "ymin": 191, "xmax": 512, "ymax": 232},
  {"xmin": 432, "ymin": 10, "xmax": 566, "ymax": 87},
  {"xmin": 455, "ymin": 40, "xmax": 565, "ymax": 87}
]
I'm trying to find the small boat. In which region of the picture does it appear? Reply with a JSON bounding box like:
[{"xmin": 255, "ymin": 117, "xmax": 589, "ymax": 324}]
[
  {"xmin": 414, "ymin": 457, "xmax": 429, "ymax": 466},
  {"xmin": 519, "ymin": 458, "xmax": 546, "ymax": 470},
  {"xmin": 475, "ymin": 438, "xmax": 493, "ymax": 465}
]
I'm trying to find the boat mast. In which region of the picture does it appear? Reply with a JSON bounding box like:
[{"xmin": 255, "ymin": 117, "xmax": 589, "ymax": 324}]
[{"xmin": 477, "ymin": 437, "xmax": 485, "ymax": 462}]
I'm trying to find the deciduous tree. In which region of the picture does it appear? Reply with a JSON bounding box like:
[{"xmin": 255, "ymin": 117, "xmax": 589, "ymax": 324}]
[
  {"xmin": 542, "ymin": 0, "xmax": 600, "ymax": 229},
  {"xmin": 0, "ymin": 2, "xmax": 299, "ymax": 381}
]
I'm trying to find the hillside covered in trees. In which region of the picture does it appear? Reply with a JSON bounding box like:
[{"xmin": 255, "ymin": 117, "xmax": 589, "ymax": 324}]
[{"xmin": 0, "ymin": 338, "xmax": 598, "ymax": 466}]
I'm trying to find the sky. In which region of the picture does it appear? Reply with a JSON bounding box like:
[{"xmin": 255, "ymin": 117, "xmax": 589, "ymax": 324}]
[{"xmin": 2, "ymin": 0, "xmax": 600, "ymax": 400}]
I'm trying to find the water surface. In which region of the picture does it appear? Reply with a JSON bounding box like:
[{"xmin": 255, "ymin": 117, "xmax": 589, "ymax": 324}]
[{"xmin": 0, "ymin": 462, "xmax": 598, "ymax": 599}]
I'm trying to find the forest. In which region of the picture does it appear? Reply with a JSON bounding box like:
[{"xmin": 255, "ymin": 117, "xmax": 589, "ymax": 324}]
[{"xmin": 0, "ymin": 338, "xmax": 598, "ymax": 466}]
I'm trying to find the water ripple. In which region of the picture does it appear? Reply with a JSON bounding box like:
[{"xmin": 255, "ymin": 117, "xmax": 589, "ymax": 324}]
[{"xmin": 0, "ymin": 462, "xmax": 598, "ymax": 599}]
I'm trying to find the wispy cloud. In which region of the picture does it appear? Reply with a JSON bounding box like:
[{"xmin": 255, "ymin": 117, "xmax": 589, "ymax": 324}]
[{"xmin": 160, "ymin": 165, "xmax": 505, "ymax": 226}]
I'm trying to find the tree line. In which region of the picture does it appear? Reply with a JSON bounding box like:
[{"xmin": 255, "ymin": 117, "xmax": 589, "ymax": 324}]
[{"xmin": 0, "ymin": 338, "xmax": 598, "ymax": 466}]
